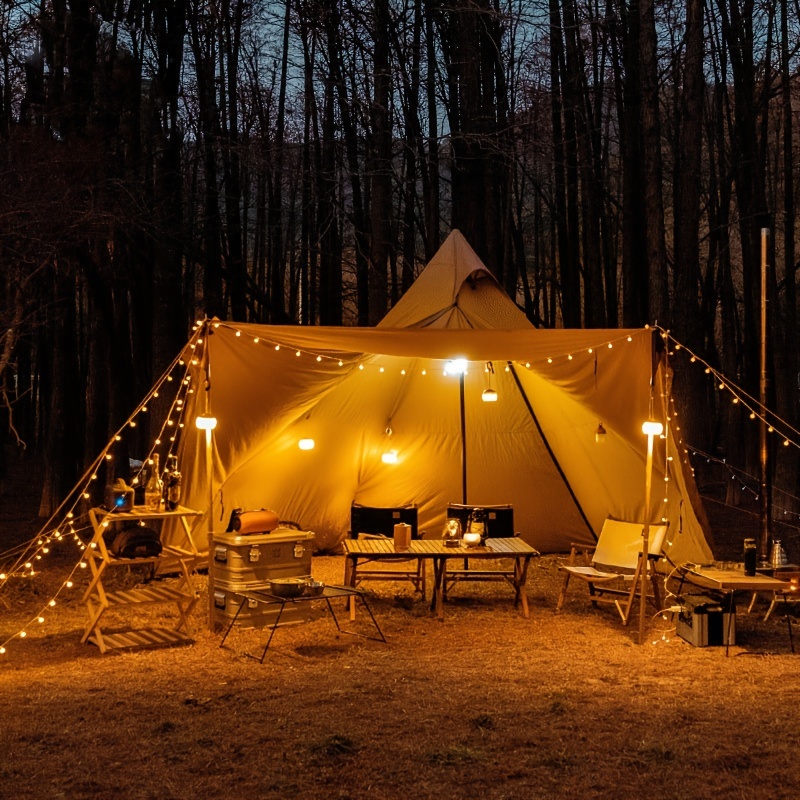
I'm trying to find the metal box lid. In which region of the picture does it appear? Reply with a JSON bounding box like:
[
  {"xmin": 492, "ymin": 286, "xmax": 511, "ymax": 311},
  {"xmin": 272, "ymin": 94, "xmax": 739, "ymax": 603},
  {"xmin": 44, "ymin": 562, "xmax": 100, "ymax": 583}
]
[{"xmin": 212, "ymin": 528, "xmax": 315, "ymax": 547}]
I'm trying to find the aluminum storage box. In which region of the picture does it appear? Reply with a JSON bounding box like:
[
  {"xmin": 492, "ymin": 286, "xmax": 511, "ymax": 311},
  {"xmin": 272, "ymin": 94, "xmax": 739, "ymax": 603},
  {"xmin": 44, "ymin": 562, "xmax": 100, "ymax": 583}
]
[
  {"xmin": 677, "ymin": 594, "xmax": 736, "ymax": 647},
  {"xmin": 212, "ymin": 583, "xmax": 310, "ymax": 629},
  {"xmin": 211, "ymin": 528, "xmax": 314, "ymax": 589}
]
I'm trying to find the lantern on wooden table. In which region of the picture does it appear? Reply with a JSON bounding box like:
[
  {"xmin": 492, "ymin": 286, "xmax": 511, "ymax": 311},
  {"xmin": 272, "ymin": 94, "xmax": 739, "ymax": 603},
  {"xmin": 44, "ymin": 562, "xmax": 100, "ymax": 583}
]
[{"xmin": 442, "ymin": 518, "xmax": 462, "ymax": 548}]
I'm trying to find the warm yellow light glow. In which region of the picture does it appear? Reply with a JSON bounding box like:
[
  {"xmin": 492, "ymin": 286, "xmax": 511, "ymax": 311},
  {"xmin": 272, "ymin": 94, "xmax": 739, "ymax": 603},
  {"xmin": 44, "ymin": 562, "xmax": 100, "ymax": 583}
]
[
  {"xmin": 195, "ymin": 415, "xmax": 218, "ymax": 431},
  {"xmin": 642, "ymin": 420, "xmax": 664, "ymax": 436},
  {"xmin": 381, "ymin": 451, "xmax": 398, "ymax": 464},
  {"xmin": 444, "ymin": 358, "xmax": 468, "ymax": 375},
  {"xmin": 482, "ymin": 389, "xmax": 498, "ymax": 403},
  {"xmin": 299, "ymin": 438, "xmax": 315, "ymax": 451}
]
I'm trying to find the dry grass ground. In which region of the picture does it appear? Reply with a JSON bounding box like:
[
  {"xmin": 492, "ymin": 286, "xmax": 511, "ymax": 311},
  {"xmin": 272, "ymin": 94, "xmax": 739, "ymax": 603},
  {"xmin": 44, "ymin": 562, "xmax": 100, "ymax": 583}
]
[{"xmin": 3, "ymin": 548, "xmax": 800, "ymax": 800}]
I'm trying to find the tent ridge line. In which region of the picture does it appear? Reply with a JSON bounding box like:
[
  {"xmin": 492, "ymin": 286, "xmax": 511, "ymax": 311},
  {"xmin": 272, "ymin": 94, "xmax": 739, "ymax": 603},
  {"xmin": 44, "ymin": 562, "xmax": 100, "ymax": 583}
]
[{"xmin": 507, "ymin": 363, "xmax": 598, "ymax": 542}]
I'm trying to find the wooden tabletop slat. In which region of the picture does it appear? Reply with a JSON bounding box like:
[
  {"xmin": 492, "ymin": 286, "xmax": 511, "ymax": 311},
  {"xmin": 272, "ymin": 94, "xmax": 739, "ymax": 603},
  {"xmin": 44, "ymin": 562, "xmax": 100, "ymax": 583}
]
[
  {"xmin": 343, "ymin": 537, "xmax": 538, "ymax": 558},
  {"xmin": 682, "ymin": 566, "xmax": 791, "ymax": 591}
]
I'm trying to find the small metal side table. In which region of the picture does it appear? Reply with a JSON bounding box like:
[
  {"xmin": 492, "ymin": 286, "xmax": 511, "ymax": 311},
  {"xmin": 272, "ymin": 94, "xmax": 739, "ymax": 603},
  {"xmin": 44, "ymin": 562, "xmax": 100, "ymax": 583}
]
[
  {"xmin": 218, "ymin": 584, "xmax": 386, "ymax": 662},
  {"xmin": 675, "ymin": 565, "xmax": 795, "ymax": 655}
]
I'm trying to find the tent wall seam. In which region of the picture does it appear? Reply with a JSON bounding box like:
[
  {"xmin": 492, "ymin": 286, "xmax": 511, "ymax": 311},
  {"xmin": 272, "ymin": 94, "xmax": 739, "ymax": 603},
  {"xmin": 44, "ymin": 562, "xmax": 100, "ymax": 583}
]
[{"xmin": 507, "ymin": 363, "xmax": 597, "ymax": 542}]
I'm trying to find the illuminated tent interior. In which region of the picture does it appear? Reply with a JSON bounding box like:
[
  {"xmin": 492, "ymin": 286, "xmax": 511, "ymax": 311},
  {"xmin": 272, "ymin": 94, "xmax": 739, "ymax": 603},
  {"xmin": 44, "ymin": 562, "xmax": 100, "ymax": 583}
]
[{"xmin": 172, "ymin": 231, "xmax": 714, "ymax": 563}]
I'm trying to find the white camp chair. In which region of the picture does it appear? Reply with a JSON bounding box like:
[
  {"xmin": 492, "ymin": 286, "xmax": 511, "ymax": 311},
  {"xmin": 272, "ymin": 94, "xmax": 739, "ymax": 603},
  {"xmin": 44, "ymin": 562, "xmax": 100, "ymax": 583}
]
[{"xmin": 556, "ymin": 519, "xmax": 668, "ymax": 624}]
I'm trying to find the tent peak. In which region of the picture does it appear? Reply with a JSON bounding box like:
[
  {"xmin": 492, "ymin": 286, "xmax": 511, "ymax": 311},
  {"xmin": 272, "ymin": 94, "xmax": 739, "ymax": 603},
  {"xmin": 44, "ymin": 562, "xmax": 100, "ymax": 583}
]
[{"xmin": 378, "ymin": 230, "xmax": 530, "ymax": 330}]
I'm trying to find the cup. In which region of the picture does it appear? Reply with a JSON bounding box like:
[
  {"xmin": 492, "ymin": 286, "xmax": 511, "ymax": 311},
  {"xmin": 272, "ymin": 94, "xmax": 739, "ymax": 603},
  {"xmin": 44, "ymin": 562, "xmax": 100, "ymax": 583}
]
[{"xmin": 393, "ymin": 522, "xmax": 411, "ymax": 551}]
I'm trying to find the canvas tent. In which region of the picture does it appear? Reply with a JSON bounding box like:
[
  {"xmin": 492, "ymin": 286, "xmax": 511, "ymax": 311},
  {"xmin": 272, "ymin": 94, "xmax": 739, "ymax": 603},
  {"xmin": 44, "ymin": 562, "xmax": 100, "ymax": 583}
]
[{"xmin": 171, "ymin": 231, "xmax": 713, "ymax": 564}]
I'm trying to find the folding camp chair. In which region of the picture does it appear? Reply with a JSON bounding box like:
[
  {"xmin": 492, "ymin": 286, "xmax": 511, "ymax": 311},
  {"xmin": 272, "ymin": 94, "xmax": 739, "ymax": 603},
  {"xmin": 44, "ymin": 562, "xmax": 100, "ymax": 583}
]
[
  {"xmin": 556, "ymin": 518, "xmax": 668, "ymax": 624},
  {"xmin": 443, "ymin": 504, "xmax": 519, "ymax": 592},
  {"xmin": 346, "ymin": 504, "xmax": 426, "ymax": 598}
]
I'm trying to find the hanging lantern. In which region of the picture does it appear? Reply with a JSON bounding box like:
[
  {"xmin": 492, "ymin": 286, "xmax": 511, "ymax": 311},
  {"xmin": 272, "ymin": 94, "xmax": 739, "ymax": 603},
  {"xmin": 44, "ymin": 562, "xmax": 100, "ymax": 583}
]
[{"xmin": 595, "ymin": 422, "xmax": 607, "ymax": 444}]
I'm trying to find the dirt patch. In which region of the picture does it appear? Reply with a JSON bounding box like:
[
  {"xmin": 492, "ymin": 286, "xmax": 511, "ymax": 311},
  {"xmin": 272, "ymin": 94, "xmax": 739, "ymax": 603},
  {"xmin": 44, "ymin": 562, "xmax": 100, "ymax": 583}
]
[{"xmin": 2, "ymin": 549, "xmax": 800, "ymax": 800}]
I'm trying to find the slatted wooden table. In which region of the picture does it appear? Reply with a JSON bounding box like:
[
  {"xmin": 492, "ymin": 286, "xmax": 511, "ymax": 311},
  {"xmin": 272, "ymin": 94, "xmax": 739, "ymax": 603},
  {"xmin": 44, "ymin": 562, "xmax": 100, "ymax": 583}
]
[{"xmin": 343, "ymin": 537, "xmax": 538, "ymax": 620}]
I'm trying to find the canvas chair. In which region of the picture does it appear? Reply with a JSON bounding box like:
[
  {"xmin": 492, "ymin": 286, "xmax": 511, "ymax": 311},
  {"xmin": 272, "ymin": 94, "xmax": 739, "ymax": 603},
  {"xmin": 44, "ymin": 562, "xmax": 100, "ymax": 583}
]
[
  {"xmin": 443, "ymin": 504, "xmax": 518, "ymax": 592},
  {"xmin": 347, "ymin": 504, "xmax": 426, "ymax": 598},
  {"xmin": 556, "ymin": 519, "xmax": 668, "ymax": 624}
]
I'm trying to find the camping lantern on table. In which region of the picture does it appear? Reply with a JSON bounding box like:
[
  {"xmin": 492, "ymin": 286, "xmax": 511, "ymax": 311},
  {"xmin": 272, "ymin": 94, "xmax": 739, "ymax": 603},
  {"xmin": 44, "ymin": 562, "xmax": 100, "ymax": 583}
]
[
  {"xmin": 442, "ymin": 518, "xmax": 462, "ymax": 547},
  {"xmin": 467, "ymin": 508, "xmax": 488, "ymax": 545}
]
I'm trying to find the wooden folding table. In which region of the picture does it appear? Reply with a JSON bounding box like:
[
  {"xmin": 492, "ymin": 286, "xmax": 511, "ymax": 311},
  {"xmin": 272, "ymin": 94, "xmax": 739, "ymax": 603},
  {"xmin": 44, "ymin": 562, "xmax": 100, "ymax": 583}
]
[{"xmin": 343, "ymin": 537, "xmax": 538, "ymax": 620}]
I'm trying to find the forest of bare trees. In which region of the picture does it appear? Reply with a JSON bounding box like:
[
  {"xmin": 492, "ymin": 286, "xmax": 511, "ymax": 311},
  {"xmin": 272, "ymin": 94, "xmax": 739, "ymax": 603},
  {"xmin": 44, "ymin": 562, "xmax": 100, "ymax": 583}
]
[{"xmin": 0, "ymin": 0, "xmax": 798, "ymax": 515}]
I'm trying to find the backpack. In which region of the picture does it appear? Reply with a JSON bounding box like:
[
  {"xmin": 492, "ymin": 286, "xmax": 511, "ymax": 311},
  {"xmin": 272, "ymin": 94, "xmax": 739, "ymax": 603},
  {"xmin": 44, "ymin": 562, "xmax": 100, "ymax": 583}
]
[{"xmin": 108, "ymin": 526, "xmax": 163, "ymax": 559}]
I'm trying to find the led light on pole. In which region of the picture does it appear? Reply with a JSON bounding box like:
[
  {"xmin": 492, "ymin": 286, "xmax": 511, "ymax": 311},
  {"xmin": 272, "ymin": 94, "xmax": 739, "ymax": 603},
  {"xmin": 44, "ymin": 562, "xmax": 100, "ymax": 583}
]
[
  {"xmin": 197, "ymin": 413, "xmax": 218, "ymax": 631},
  {"xmin": 195, "ymin": 414, "xmax": 217, "ymax": 431},
  {"xmin": 638, "ymin": 419, "xmax": 663, "ymax": 645}
]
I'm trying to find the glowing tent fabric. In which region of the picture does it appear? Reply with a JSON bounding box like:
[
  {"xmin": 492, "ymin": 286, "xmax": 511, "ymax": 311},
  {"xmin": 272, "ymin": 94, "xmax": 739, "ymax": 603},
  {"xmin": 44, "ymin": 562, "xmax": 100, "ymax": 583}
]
[{"xmin": 174, "ymin": 231, "xmax": 713, "ymax": 563}]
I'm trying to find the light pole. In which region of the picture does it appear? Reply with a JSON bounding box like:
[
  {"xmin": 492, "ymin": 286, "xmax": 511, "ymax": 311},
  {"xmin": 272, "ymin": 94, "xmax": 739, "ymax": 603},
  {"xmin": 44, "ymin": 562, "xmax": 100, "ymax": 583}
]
[
  {"xmin": 196, "ymin": 413, "xmax": 217, "ymax": 630},
  {"xmin": 639, "ymin": 419, "xmax": 663, "ymax": 644}
]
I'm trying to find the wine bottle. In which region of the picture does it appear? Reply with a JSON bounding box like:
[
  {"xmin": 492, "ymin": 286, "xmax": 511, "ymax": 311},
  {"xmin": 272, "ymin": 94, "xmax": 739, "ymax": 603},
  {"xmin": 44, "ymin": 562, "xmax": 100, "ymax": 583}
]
[
  {"xmin": 162, "ymin": 454, "xmax": 182, "ymax": 511},
  {"xmin": 144, "ymin": 454, "xmax": 164, "ymax": 510}
]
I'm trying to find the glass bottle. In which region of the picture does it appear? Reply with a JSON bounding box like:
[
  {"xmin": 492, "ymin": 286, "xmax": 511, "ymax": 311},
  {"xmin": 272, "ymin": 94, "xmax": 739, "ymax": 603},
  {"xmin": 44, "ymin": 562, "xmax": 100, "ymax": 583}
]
[
  {"xmin": 144, "ymin": 454, "xmax": 164, "ymax": 510},
  {"xmin": 162, "ymin": 454, "xmax": 182, "ymax": 511},
  {"xmin": 743, "ymin": 538, "xmax": 757, "ymax": 576}
]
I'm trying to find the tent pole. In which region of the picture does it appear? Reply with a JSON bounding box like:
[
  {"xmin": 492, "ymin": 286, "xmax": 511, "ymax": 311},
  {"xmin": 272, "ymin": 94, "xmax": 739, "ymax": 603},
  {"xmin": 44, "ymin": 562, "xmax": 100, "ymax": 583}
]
[
  {"xmin": 460, "ymin": 372, "xmax": 467, "ymax": 505},
  {"xmin": 508, "ymin": 364, "xmax": 597, "ymax": 541}
]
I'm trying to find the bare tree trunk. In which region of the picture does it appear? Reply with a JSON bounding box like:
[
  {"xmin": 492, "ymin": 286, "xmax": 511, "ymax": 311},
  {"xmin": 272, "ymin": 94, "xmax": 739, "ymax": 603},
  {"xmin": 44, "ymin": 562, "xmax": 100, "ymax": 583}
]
[
  {"xmin": 269, "ymin": 0, "xmax": 292, "ymax": 323},
  {"xmin": 189, "ymin": 9, "xmax": 224, "ymax": 318},
  {"xmin": 613, "ymin": 0, "xmax": 648, "ymax": 326},
  {"xmin": 639, "ymin": 0, "xmax": 669, "ymax": 324},
  {"xmin": 549, "ymin": 0, "xmax": 580, "ymax": 326},
  {"xmin": 671, "ymin": 0, "xmax": 707, "ymax": 449},
  {"xmin": 219, "ymin": 0, "xmax": 246, "ymax": 321},
  {"xmin": 368, "ymin": 0, "xmax": 391, "ymax": 323},
  {"xmin": 424, "ymin": 0, "xmax": 440, "ymax": 260}
]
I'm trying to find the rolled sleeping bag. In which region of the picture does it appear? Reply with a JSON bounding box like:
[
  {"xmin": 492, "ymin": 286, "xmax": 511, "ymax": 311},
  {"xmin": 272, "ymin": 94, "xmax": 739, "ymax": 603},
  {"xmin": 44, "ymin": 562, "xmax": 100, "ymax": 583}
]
[{"xmin": 232, "ymin": 509, "xmax": 280, "ymax": 534}]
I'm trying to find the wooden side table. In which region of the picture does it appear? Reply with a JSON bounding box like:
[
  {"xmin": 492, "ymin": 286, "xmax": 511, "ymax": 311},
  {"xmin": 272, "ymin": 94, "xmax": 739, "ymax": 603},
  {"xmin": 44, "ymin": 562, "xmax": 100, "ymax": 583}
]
[{"xmin": 81, "ymin": 506, "xmax": 202, "ymax": 653}]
